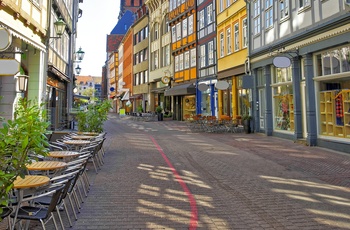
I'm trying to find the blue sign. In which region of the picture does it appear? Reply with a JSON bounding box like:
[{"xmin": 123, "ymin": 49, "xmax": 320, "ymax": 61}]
[{"xmin": 110, "ymin": 87, "xmax": 115, "ymax": 92}]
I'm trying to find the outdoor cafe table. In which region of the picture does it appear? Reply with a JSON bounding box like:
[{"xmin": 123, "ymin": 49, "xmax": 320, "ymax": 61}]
[
  {"xmin": 12, "ymin": 175, "xmax": 50, "ymax": 230},
  {"xmin": 48, "ymin": 151, "xmax": 81, "ymax": 162},
  {"xmin": 76, "ymin": 132, "xmax": 99, "ymax": 136},
  {"xmin": 26, "ymin": 161, "xmax": 67, "ymax": 176},
  {"xmin": 71, "ymin": 135, "xmax": 94, "ymax": 140},
  {"xmin": 62, "ymin": 139, "xmax": 90, "ymax": 150}
]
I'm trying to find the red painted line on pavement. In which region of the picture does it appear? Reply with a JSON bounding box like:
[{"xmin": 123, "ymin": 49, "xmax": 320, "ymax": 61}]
[{"xmin": 149, "ymin": 135, "xmax": 198, "ymax": 230}]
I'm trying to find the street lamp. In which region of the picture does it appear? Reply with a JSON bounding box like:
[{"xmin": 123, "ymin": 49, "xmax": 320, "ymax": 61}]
[
  {"xmin": 51, "ymin": 18, "xmax": 67, "ymax": 39},
  {"xmin": 16, "ymin": 75, "xmax": 29, "ymax": 92},
  {"xmin": 54, "ymin": 18, "xmax": 66, "ymax": 37},
  {"xmin": 75, "ymin": 65, "xmax": 81, "ymax": 75},
  {"xmin": 75, "ymin": 47, "xmax": 85, "ymax": 61}
]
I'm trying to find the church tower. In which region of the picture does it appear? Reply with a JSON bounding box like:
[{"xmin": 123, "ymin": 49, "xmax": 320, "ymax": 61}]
[{"xmin": 118, "ymin": 0, "xmax": 144, "ymax": 19}]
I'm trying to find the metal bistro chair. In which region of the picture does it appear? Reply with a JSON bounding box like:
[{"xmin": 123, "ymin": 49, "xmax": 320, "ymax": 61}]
[
  {"xmin": 10, "ymin": 185, "xmax": 65, "ymax": 230},
  {"xmin": 0, "ymin": 206, "xmax": 13, "ymax": 230}
]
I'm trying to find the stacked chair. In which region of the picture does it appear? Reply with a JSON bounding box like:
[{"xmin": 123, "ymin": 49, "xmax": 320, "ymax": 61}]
[{"xmin": 2, "ymin": 131, "xmax": 107, "ymax": 230}]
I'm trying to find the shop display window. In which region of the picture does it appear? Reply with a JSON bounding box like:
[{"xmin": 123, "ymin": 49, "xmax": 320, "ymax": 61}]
[
  {"xmin": 319, "ymin": 81, "xmax": 350, "ymax": 138},
  {"xmin": 183, "ymin": 95, "xmax": 196, "ymax": 119},
  {"xmin": 273, "ymin": 85, "xmax": 294, "ymax": 131}
]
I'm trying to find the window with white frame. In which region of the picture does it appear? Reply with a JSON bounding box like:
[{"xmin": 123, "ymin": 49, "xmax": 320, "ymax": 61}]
[
  {"xmin": 207, "ymin": 4, "xmax": 213, "ymax": 24},
  {"xmin": 164, "ymin": 18, "xmax": 170, "ymax": 34},
  {"xmin": 144, "ymin": 48, "xmax": 148, "ymax": 60},
  {"xmin": 179, "ymin": 53, "xmax": 184, "ymax": 70},
  {"xmin": 299, "ymin": 0, "xmax": 310, "ymax": 8},
  {"xmin": 183, "ymin": 18, "xmax": 187, "ymax": 37},
  {"xmin": 177, "ymin": 0, "xmax": 181, "ymax": 7},
  {"xmin": 242, "ymin": 18, "xmax": 247, "ymax": 48},
  {"xmin": 220, "ymin": 32, "xmax": 224, "ymax": 57},
  {"xmin": 280, "ymin": 0, "xmax": 289, "ymax": 19},
  {"xmin": 253, "ymin": 0, "xmax": 261, "ymax": 35},
  {"xmin": 135, "ymin": 53, "xmax": 139, "ymax": 64},
  {"xmin": 140, "ymin": 71, "xmax": 144, "ymax": 84},
  {"xmin": 234, "ymin": 23, "xmax": 239, "ymax": 51},
  {"xmin": 190, "ymin": 48, "xmax": 196, "ymax": 67},
  {"xmin": 219, "ymin": 0, "xmax": 224, "ymax": 12},
  {"xmin": 155, "ymin": 23, "xmax": 159, "ymax": 40},
  {"xmin": 226, "ymin": 0, "xmax": 230, "ymax": 8},
  {"xmin": 201, "ymin": 45, "xmax": 206, "ymax": 68},
  {"xmin": 144, "ymin": 71, "xmax": 148, "ymax": 83},
  {"xmin": 185, "ymin": 51, "xmax": 190, "ymax": 69},
  {"xmin": 199, "ymin": 10, "xmax": 205, "ymax": 29},
  {"xmin": 175, "ymin": 55, "xmax": 179, "ymax": 72},
  {"xmin": 315, "ymin": 46, "xmax": 350, "ymax": 76},
  {"xmin": 32, "ymin": 0, "xmax": 41, "ymax": 6},
  {"xmin": 165, "ymin": 45, "xmax": 170, "ymax": 66},
  {"xmin": 176, "ymin": 23, "xmax": 181, "ymax": 41},
  {"xmin": 208, "ymin": 41, "xmax": 214, "ymax": 65},
  {"xmin": 265, "ymin": 0, "xmax": 273, "ymax": 28},
  {"xmin": 145, "ymin": 26, "xmax": 149, "ymax": 38},
  {"xmin": 188, "ymin": 15, "xmax": 194, "ymax": 34},
  {"xmin": 227, "ymin": 28, "xmax": 232, "ymax": 54},
  {"xmin": 140, "ymin": 50, "xmax": 143, "ymax": 62},
  {"xmin": 172, "ymin": 26, "xmax": 176, "ymax": 42},
  {"xmin": 154, "ymin": 51, "xmax": 159, "ymax": 69}
]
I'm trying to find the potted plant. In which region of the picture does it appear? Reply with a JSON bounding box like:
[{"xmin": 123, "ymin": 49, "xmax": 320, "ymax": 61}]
[
  {"xmin": 0, "ymin": 98, "xmax": 50, "ymax": 214},
  {"xmin": 156, "ymin": 106, "xmax": 163, "ymax": 121},
  {"xmin": 242, "ymin": 114, "xmax": 252, "ymax": 134},
  {"xmin": 76, "ymin": 100, "xmax": 112, "ymax": 132},
  {"xmin": 137, "ymin": 104, "xmax": 143, "ymax": 116}
]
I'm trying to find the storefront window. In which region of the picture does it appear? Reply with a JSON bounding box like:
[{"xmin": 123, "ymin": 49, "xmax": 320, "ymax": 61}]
[
  {"xmin": 315, "ymin": 46, "xmax": 350, "ymax": 76},
  {"xmin": 272, "ymin": 66, "xmax": 293, "ymax": 131},
  {"xmin": 273, "ymin": 85, "xmax": 293, "ymax": 131},
  {"xmin": 319, "ymin": 80, "xmax": 350, "ymax": 138},
  {"xmin": 201, "ymin": 88, "xmax": 211, "ymax": 116},
  {"xmin": 315, "ymin": 45, "xmax": 350, "ymax": 139},
  {"xmin": 183, "ymin": 95, "xmax": 196, "ymax": 119}
]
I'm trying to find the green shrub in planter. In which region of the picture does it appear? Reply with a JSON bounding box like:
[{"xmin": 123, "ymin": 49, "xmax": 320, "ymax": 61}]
[
  {"xmin": 0, "ymin": 98, "xmax": 50, "ymax": 215},
  {"xmin": 76, "ymin": 100, "xmax": 112, "ymax": 133}
]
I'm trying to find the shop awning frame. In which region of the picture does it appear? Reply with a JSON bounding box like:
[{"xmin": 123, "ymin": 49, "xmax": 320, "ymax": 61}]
[{"xmin": 164, "ymin": 83, "xmax": 196, "ymax": 96}]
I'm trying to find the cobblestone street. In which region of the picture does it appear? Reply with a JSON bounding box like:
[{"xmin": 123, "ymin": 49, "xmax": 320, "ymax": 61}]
[{"xmin": 2, "ymin": 114, "xmax": 350, "ymax": 229}]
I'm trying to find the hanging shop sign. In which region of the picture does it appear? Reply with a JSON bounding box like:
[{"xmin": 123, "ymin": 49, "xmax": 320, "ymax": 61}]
[
  {"xmin": 0, "ymin": 28, "xmax": 12, "ymax": 51},
  {"xmin": 273, "ymin": 56, "xmax": 291, "ymax": 68},
  {"xmin": 215, "ymin": 81, "xmax": 229, "ymax": 90},
  {"xmin": 198, "ymin": 83, "xmax": 209, "ymax": 91},
  {"xmin": 0, "ymin": 59, "xmax": 20, "ymax": 76}
]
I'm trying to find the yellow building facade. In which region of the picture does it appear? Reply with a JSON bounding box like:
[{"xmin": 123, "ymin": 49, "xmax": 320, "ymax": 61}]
[{"xmin": 216, "ymin": 0, "xmax": 248, "ymax": 119}]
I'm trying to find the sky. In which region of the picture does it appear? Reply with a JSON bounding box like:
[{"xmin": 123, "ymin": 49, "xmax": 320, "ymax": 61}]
[{"xmin": 75, "ymin": 0, "xmax": 120, "ymax": 77}]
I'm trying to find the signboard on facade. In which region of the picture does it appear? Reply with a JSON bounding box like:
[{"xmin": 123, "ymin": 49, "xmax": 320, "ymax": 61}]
[
  {"xmin": 0, "ymin": 59, "xmax": 20, "ymax": 76},
  {"xmin": 0, "ymin": 28, "xmax": 11, "ymax": 51}
]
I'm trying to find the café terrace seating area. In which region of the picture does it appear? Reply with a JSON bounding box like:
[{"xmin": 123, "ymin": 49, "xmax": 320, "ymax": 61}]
[
  {"xmin": 184, "ymin": 114, "xmax": 244, "ymax": 133},
  {"xmin": 1, "ymin": 131, "xmax": 107, "ymax": 230}
]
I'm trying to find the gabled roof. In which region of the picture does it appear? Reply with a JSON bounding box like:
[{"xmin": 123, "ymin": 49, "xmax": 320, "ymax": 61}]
[
  {"xmin": 106, "ymin": 34, "xmax": 124, "ymax": 52},
  {"xmin": 110, "ymin": 10, "xmax": 134, "ymax": 35},
  {"xmin": 107, "ymin": 10, "xmax": 135, "ymax": 53}
]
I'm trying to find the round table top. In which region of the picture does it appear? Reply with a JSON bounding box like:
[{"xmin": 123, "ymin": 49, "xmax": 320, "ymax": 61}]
[
  {"xmin": 13, "ymin": 175, "xmax": 50, "ymax": 189},
  {"xmin": 76, "ymin": 132, "xmax": 99, "ymax": 136},
  {"xmin": 48, "ymin": 151, "xmax": 81, "ymax": 158},
  {"xmin": 63, "ymin": 140, "xmax": 91, "ymax": 145},
  {"xmin": 71, "ymin": 135, "xmax": 94, "ymax": 140},
  {"xmin": 26, "ymin": 161, "xmax": 67, "ymax": 171}
]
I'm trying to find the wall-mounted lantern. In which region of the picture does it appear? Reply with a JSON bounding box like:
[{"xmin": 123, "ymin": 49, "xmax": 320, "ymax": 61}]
[{"xmin": 16, "ymin": 75, "xmax": 29, "ymax": 92}]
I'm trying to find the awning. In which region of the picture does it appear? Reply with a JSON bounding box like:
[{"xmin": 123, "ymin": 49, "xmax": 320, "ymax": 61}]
[
  {"xmin": 129, "ymin": 94, "xmax": 142, "ymax": 99},
  {"xmin": 121, "ymin": 91, "xmax": 129, "ymax": 101},
  {"xmin": 74, "ymin": 94, "xmax": 90, "ymax": 100},
  {"xmin": 164, "ymin": 83, "xmax": 196, "ymax": 96}
]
